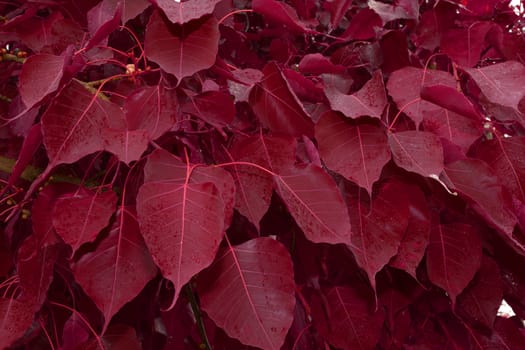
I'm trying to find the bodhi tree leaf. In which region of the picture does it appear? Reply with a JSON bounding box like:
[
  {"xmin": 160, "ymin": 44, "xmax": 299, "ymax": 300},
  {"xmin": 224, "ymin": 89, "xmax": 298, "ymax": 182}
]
[
  {"xmin": 145, "ymin": 11, "xmax": 219, "ymax": 82},
  {"xmin": 198, "ymin": 237, "xmax": 295, "ymax": 350},
  {"xmin": 426, "ymin": 223, "xmax": 482, "ymax": 305},
  {"xmin": 137, "ymin": 180, "xmax": 225, "ymax": 309},
  {"xmin": 316, "ymin": 111, "xmax": 390, "ymax": 194},
  {"xmin": 156, "ymin": 0, "xmax": 222, "ymax": 24},
  {"xmin": 73, "ymin": 207, "xmax": 157, "ymax": 333}
]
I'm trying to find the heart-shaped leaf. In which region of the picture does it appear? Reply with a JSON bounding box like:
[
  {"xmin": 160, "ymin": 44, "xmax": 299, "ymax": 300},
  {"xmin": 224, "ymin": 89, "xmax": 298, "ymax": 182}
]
[
  {"xmin": 73, "ymin": 207, "xmax": 158, "ymax": 332},
  {"xmin": 156, "ymin": 0, "xmax": 222, "ymax": 24},
  {"xmin": 198, "ymin": 237, "xmax": 295, "ymax": 350},
  {"xmin": 426, "ymin": 223, "xmax": 482, "ymax": 305},
  {"xmin": 145, "ymin": 11, "xmax": 219, "ymax": 81},
  {"xmin": 316, "ymin": 111, "xmax": 390, "ymax": 194}
]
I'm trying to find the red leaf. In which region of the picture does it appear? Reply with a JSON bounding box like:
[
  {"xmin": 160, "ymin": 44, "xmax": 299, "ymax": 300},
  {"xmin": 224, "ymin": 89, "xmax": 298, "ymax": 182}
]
[
  {"xmin": 315, "ymin": 112, "xmax": 390, "ymax": 194},
  {"xmin": 99, "ymin": 0, "xmax": 150, "ymax": 23},
  {"xmin": 81, "ymin": 324, "xmax": 142, "ymax": 350},
  {"xmin": 0, "ymin": 298, "xmax": 35, "ymax": 348},
  {"xmin": 198, "ymin": 237, "xmax": 295, "ymax": 350},
  {"xmin": 137, "ymin": 181, "xmax": 225, "ymax": 308},
  {"xmin": 456, "ymin": 255, "xmax": 503, "ymax": 329},
  {"xmin": 389, "ymin": 183, "xmax": 430, "ymax": 278},
  {"xmin": 143, "ymin": 149, "xmax": 235, "ymax": 227},
  {"xmin": 18, "ymin": 53, "xmax": 65, "ymax": 108},
  {"xmin": 465, "ymin": 61, "xmax": 525, "ymax": 124},
  {"xmin": 421, "ymin": 109, "xmax": 482, "ymax": 153},
  {"xmin": 41, "ymin": 80, "xmax": 128, "ymax": 165},
  {"xmin": 228, "ymin": 135, "xmax": 297, "ymax": 229},
  {"xmin": 388, "ymin": 130, "xmax": 444, "ymax": 178},
  {"xmin": 298, "ymin": 53, "xmax": 345, "ymax": 75},
  {"xmin": 368, "ymin": 0, "xmax": 419, "ymax": 24},
  {"xmin": 182, "ymin": 91, "xmax": 235, "ymax": 127},
  {"xmin": 440, "ymin": 22, "xmax": 493, "ymax": 67},
  {"xmin": 85, "ymin": 1, "xmax": 122, "ymax": 51},
  {"xmin": 124, "ymin": 85, "xmax": 177, "ymax": 140},
  {"xmin": 347, "ymin": 180, "xmax": 410, "ymax": 291},
  {"xmin": 17, "ymin": 234, "xmax": 60, "ymax": 308},
  {"xmin": 6, "ymin": 123, "xmax": 42, "ymax": 189},
  {"xmin": 52, "ymin": 188, "xmax": 117, "ymax": 253},
  {"xmin": 387, "ymin": 66, "xmax": 456, "ymax": 125},
  {"xmin": 326, "ymin": 70, "xmax": 387, "ymax": 120},
  {"xmin": 145, "ymin": 11, "xmax": 219, "ymax": 81},
  {"xmin": 155, "ymin": 0, "xmax": 222, "ymax": 24},
  {"xmin": 474, "ymin": 135, "xmax": 525, "ymax": 202},
  {"xmin": 249, "ymin": 62, "xmax": 314, "ymax": 137},
  {"xmin": 444, "ymin": 159, "xmax": 517, "ymax": 236},
  {"xmin": 426, "ymin": 223, "xmax": 482, "ymax": 304},
  {"xmin": 420, "ymin": 85, "xmax": 482, "ymax": 120},
  {"xmin": 73, "ymin": 208, "xmax": 157, "ymax": 332},
  {"xmin": 252, "ymin": 0, "xmax": 311, "ymax": 34},
  {"xmin": 342, "ymin": 8, "xmax": 382, "ymax": 40},
  {"xmin": 311, "ymin": 286, "xmax": 385, "ymax": 350},
  {"xmin": 274, "ymin": 164, "xmax": 352, "ymax": 245}
]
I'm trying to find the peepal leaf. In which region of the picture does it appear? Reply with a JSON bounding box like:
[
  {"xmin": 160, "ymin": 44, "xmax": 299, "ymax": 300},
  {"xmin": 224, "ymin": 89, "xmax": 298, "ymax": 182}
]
[
  {"xmin": 143, "ymin": 149, "xmax": 235, "ymax": 226},
  {"xmin": 252, "ymin": 0, "xmax": 310, "ymax": 34},
  {"xmin": 326, "ymin": 70, "xmax": 387, "ymax": 119},
  {"xmin": 52, "ymin": 188, "xmax": 117, "ymax": 253},
  {"xmin": 474, "ymin": 136, "xmax": 525, "ymax": 202},
  {"xmin": 389, "ymin": 184, "xmax": 430, "ymax": 278},
  {"xmin": 387, "ymin": 66, "xmax": 456, "ymax": 125},
  {"xmin": 145, "ymin": 11, "xmax": 219, "ymax": 82},
  {"xmin": 311, "ymin": 286, "xmax": 385, "ymax": 350},
  {"xmin": 465, "ymin": 61, "xmax": 525, "ymax": 124},
  {"xmin": 0, "ymin": 298, "xmax": 35, "ymax": 349},
  {"xmin": 137, "ymin": 181, "xmax": 225, "ymax": 308},
  {"xmin": 316, "ymin": 112, "xmax": 390, "ymax": 194},
  {"xmin": 228, "ymin": 135, "xmax": 296, "ymax": 228},
  {"xmin": 18, "ymin": 53, "xmax": 65, "ymax": 108},
  {"xmin": 73, "ymin": 208, "xmax": 157, "ymax": 332},
  {"xmin": 275, "ymin": 164, "xmax": 352, "ymax": 245},
  {"xmin": 420, "ymin": 85, "xmax": 481, "ymax": 120},
  {"xmin": 250, "ymin": 62, "xmax": 314, "ymax": 137},
  {"xmin": 444, "ymin": 159, "xmax": 517, "ymax": 236},
  {"xmin": 426, "ymin": 223, "xmax": 482, "ymax": 305},
  {"xmin": 41, "ymin": 80, "xmax": 129, "ymax": 165},
  {"xmin": 456, "ymin": 255, "xmax": 503, "ymax": 329},
  {"xmin": 198, "ymin": 238, "xmax": 295, "ymax": 350},
  {"xmin": 388, "ymin": 130, "xmax": 444, "ymax": 178},
  {"xmin": 347, "ymin": 181, "xmax": 410, "ymax": 291},
  {"xmin": 124, "ymin": 85, "xmax": 177, "ymax": 140},
  {"xmin": 156, "ymin": 0, "xmax": 222, "ymax": 24}
]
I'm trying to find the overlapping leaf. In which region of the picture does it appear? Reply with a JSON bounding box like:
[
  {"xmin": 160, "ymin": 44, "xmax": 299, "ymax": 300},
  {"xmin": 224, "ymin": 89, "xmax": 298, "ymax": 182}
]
[
  {"xmin": 41, "ymin": 80, "xmax": 130, "ymax": 165},
  {"xmin": 456, "ymin": 255, "xmax": 502, "ymax": 329},
  {"xmin": 52, "ymin": 187, "xmax": 117, "ymax": 253},
  {"xmin": 426, "ymin": 223, "xmax": 482, "ymax": 305},
  {"xmin": 145, "ymin": 11, "xmax": 219, "ymax": 81},
  {"xmin": 249, "ymin": 62, "xmax": 314, "ymax": 137},
  {"xmin": 0, "ymin": 299, "xmax": 35, "ymax": 349},
  {"xmin": 465, "ymin": 61, "xmax": 525, "ymax": 125},
  {"xmin": 156, "ymin": 0, "xmax": 222, "ymax": 24},
  {"xmin": 316, "ymin": 111, "xmax": 390, "ymax": 194},
  {"xmin": 18, "ymin": 53, "xmax": 65, "ymax": 108},
  {"xmin": 346, "ymin": 180, "xmax": 410, "ymax": 291},
  {"xmin": 387, "ymin": 66, "xmax": 456, "ymax": 125},
  {"xmin": 198, "ymin": 238, "xmax": 295, "ymax": 350},
  {"xmin": 274, "ymin": 164, "xmax": 352, "ymax": 245},
  {"xmin": 326, "ymin": 70, "xmax": 387, "ymax": 119},
  {"xmin": 444, "ymin": 159, "xmax": 517, "ymax": 237},
  {"xmin": 311, "ymin": 286, "xmax": 385, "ymax": 350},
  {"xmin": 388, "ymin": 130, "xmax": 444, "ymax": 178},
  {"xmin": 137, "ymin": 181, "xmax": 225, "ymax": 308},
  {"xmin": 73, "ymin": 208, "xmax": 158, "ymax": 332},
  {"xmin": 228, "ymin": 134, "xmax": 297, "ymax": 229}
]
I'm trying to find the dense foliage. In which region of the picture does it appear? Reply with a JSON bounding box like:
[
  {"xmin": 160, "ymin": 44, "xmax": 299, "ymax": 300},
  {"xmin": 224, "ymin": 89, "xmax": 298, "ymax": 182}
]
[{"xmin": 1, "ymin": 0, "xmax": 525, "ymax": 349}]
